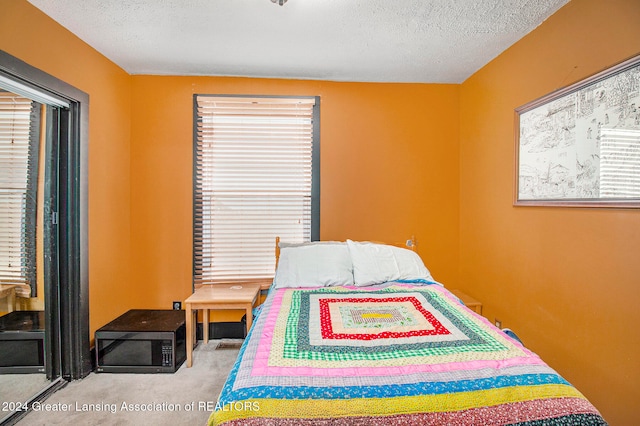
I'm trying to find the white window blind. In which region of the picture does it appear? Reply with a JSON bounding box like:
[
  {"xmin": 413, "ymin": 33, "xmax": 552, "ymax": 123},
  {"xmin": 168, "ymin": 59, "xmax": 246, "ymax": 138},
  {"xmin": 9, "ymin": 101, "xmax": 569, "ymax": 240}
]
[
  {"xmin": 599, "ymin": 128, "xmax": 640, "ymax": 198},
  {"xmin": 0, "ymin": 91, "xmax": 40, "ymax": 289},
  {"xmin": 194, "ymin": 95, "xmax": 318, "ymax": 284}
]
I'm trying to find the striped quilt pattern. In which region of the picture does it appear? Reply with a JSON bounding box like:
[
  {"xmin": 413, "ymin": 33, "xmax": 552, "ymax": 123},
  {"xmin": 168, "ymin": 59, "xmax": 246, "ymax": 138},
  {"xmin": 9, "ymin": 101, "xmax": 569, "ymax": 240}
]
[{"xmin": 209, "ymin": 284, "xmax": 606, "ymax": 425}]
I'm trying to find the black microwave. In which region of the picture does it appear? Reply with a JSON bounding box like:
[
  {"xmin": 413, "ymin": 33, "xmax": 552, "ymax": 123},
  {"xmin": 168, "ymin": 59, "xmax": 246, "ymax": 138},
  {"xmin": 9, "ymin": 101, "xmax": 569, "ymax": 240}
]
[
  {"xmin": 0, "ymin": 311, "xmax": 45, "ymax": 374},
  {"xmin": 95, "ymin": 310, "xmax": 186, "ymax": 373}
]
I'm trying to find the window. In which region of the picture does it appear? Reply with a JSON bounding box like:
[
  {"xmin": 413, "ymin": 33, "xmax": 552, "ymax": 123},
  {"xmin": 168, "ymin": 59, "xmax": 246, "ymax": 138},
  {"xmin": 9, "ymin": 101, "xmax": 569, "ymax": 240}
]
[
  {"xmin": 194, "ymin": 95, "xmax": 320, "ymax": 285},
  {"xmin": 0, "ymin": 90, "xmax": 41, "ymax": 293},
  {"xmin": 599, "ymin": 128, "xmax": 640, "ymax": 198}
]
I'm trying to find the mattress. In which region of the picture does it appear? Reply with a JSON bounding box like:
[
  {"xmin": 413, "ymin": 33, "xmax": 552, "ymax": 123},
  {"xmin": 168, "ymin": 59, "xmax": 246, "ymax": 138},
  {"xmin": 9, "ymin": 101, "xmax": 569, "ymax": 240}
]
[{"xmin": 209, "ymin": 282, "xmax": 606, "ymax": 425}]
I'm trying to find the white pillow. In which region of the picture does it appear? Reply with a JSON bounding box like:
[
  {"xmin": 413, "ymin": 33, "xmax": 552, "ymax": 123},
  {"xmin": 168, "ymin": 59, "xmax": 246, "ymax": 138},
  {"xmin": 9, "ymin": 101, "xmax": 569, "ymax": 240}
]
[
  {"xmin": 273, "ymin": 243, "xmax": 354, "ymax": 288},
  {"xmin": 346, "ymin": 240, "xmax": 433, "ymax": 286}
]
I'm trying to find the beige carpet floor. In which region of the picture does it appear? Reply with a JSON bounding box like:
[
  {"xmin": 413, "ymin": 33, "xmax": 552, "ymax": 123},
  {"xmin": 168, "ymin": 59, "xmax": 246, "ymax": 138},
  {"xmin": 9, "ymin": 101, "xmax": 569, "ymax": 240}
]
[
  {"xmin": 0, "ymin": 374, "xmax": 51, "ymax": 410},
  {"xmin": 17, "ymin": 340, "xmax": 241, "ymax": 426}
]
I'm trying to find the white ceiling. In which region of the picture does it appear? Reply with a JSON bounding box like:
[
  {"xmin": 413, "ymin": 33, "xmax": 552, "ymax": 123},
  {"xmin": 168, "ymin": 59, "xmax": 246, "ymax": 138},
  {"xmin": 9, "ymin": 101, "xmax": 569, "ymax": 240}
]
[{"xmin": 27, "ymin": 0, "xmax": 569, "ymax": 84}]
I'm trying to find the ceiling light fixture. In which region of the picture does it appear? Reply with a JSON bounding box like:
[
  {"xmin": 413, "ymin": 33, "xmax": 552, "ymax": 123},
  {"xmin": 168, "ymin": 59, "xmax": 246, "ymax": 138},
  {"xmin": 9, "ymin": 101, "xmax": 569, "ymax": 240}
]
[{"xmin": 271, "ymin": 0, "xmax": 287, "ymax": 5}]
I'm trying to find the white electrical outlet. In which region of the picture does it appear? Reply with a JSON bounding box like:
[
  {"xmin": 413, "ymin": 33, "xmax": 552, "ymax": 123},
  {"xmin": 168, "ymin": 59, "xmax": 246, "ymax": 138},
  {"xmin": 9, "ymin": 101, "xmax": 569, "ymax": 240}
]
[{"xmin": 495, "ymin": 319, "xmax": 502, "ymax": 328}]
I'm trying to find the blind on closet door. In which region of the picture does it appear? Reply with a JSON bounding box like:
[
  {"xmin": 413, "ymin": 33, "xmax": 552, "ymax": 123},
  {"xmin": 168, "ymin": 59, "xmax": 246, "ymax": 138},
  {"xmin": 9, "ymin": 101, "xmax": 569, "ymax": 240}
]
[
  {"xmin": 194, "ymin": 96, "xmax": 317, "ymax": 284},
  {"xmin": 0, "ymin": 91, "xmax": 40, "ymax": 290}
]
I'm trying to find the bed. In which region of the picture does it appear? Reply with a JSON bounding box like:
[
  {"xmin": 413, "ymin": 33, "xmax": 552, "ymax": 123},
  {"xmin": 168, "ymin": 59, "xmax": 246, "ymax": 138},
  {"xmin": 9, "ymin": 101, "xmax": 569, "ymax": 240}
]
[{"xmin": 208, "ymin": 239, "xmax": 606, "ymax": 425}]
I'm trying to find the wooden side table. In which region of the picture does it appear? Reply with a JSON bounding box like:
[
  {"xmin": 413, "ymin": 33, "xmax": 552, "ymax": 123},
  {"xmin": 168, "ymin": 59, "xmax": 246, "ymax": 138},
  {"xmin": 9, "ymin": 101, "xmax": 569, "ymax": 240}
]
[
  {"xmin": 449, "ymin": 289, "xmax": 483, "ymax": 315},
  {"xmin": 184, "ymin": 283, "xmax": 261, "ymax": 367},
  {"xmin": 0, "ymin": 284, "xmax": 17, "ymax": 313}
]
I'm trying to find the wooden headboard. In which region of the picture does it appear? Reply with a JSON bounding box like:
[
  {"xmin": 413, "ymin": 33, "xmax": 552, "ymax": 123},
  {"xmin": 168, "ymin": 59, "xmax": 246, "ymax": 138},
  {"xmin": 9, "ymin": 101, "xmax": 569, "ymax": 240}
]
[{"xmin": 274, "ymin": 236, "xmax": 417, "ymax": 270}]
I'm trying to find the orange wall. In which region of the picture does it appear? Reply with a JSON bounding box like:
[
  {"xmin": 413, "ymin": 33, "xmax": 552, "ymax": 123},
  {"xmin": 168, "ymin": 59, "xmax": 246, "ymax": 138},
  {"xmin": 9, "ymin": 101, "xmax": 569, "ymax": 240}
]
[
  {"xmin": 0, "ymin": 0, "xmax": 133, "ymax": 335},
  {"xmin": 459, "ymin": 0, "xmax": 640, "ymax": 424},
  {"xmin": 129, "ymin": 77, "xmax": 460, "ymax": 314}
]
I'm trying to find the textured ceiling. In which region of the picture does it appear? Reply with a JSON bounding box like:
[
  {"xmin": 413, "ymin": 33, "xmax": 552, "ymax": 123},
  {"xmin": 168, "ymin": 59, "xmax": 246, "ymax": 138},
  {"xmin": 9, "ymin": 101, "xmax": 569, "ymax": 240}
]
[{"xmin": 27, "ymin": 0, "xmax": 569, "ymax": 83}]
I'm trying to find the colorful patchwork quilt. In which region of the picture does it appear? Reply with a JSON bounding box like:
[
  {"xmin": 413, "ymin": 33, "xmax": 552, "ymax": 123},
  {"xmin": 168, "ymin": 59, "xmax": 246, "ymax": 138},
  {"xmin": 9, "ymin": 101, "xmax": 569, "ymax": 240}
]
[{"xmin": 209, "ymin": 283, "xmax": 606, "ymax": 425}]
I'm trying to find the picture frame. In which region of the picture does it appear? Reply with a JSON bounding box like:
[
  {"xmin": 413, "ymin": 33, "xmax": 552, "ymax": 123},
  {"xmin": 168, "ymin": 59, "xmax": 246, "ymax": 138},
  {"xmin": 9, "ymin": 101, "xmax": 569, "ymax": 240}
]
[{"xmin": 515, "ymin": 53, "xmax": 640, "ymax": 208}]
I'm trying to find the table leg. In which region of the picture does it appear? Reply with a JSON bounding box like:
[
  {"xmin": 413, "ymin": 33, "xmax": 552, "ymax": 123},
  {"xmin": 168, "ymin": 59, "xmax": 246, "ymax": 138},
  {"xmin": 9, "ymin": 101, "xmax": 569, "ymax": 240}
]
[
  {"xmin": 7, "ymin": 289, "xmax": 15, "ymax": 313},
  {"xmin": 245, "ymin": 304, "xmax": 253, "ymax": 333},
  {"xmin": 203, "ymin": 309, "xmax": 209, "ymax": 344},
  {"xmin": 186, "ymin": 303, "xmax": 193, "ymax": 368}
]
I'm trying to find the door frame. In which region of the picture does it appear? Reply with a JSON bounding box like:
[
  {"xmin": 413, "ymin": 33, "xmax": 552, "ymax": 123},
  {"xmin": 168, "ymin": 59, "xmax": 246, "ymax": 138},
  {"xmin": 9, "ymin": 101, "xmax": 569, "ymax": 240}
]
[{"xmin": 0, "ymin": 50, "xmax": 90, "ymax": 380}]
